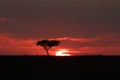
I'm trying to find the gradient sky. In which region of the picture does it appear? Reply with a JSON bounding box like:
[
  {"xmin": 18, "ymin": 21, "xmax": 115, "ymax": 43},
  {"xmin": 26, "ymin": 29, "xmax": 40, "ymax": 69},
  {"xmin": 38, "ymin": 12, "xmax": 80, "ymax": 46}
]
[{"xmin": 0, "ymin": 0, "xmax": 120, "ymax": 55}]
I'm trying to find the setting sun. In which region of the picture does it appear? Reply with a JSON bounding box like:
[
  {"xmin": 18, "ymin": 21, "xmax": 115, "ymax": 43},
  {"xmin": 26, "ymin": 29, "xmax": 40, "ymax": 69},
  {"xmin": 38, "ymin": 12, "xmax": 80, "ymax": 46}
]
[{"xmin": 55, "ymin": 49, "xmax": 70, "ymax": 56}]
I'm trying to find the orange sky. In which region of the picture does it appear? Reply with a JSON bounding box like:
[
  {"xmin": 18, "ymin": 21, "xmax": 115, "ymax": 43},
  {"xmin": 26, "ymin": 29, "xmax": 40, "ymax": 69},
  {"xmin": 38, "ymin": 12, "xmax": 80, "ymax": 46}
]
[
  {"xmin": 0, "ymin": 0, "xmax": 120, "ymax": 55},
  {"xmin": 0, "ymin": 33, "xmax": 120, "ymax": 56}
]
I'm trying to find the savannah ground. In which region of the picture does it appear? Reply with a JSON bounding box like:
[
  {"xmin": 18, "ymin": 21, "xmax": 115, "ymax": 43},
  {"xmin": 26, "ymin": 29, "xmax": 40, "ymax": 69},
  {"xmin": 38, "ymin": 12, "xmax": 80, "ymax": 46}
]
[{"xmin": 0, "ymin": 55, "xmax": 120, "ymax": 79}]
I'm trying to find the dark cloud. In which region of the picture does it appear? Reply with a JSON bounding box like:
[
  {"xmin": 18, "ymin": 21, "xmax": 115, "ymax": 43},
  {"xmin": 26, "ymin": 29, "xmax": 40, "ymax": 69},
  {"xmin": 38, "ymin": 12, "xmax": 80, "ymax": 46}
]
[{"xmin": 0, "ymin": 18, "xmax": 16, "ymax": 22}]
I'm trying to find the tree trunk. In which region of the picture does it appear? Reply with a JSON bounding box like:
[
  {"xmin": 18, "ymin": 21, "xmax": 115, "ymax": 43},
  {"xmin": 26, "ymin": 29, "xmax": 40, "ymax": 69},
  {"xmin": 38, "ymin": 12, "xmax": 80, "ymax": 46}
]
[{"xmin": 46, "ymin": 50, "xmax": 49, "ymax": 56}]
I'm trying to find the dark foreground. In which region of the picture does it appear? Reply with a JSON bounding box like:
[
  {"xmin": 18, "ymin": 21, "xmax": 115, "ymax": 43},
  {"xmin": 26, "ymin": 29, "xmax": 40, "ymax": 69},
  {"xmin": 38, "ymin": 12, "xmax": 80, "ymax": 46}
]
[{"xmin": 0, "ymin": 56, "xmax": 120, "ymax": 79}]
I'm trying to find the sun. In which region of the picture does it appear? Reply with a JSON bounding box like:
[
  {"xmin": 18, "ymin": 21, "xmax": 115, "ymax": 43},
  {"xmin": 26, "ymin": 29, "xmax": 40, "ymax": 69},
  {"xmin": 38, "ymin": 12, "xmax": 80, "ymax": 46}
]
[{"xmin": 55, "ymin": 49, "xmax": 70, "ymax": 56}]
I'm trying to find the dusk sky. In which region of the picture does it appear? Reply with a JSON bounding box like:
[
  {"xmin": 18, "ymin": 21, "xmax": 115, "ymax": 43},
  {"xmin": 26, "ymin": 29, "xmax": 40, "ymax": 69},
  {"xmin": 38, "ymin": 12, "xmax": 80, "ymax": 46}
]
[{"xmin": 0, "ymin": 0, "xmax": 120, "ymax": 55}]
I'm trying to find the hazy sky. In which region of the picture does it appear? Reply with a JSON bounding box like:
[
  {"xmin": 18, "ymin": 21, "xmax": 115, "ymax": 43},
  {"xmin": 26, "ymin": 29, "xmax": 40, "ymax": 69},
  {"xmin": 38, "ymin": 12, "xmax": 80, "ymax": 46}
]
[{"xmin": 0, "ymin": 0, "xmax": 120, "ymax": 55}]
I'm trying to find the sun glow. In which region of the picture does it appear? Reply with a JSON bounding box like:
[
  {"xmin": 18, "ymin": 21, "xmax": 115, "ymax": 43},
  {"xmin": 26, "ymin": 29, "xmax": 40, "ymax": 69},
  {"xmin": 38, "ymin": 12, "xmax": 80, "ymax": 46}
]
[{"xmin": 55, "ymin": 49, "xmax": 70, "ymax": 56}]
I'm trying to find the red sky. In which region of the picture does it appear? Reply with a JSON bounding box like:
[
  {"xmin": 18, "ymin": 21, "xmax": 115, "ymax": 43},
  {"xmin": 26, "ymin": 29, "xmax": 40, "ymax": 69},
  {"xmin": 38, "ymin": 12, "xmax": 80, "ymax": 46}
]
[
  {"xmin": 0, "ymin": 0, "xmax": 120, "ymax": 55},
  {"xmin": 0, "ymin": 33, "xmax": 120, "ymax": 56}
]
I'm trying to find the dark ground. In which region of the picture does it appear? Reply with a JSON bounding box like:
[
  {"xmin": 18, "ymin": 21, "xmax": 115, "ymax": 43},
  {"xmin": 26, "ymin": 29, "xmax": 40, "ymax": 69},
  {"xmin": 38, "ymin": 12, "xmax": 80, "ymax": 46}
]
[{"xmin": 0, "ymin": 55, "xmax": 120, "ymax": 79}]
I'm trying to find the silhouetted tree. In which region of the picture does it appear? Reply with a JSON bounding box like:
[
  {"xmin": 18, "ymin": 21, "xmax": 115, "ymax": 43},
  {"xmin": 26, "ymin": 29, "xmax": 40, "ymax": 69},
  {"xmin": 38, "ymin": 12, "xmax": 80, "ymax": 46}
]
[{"xmin": 36, "ymin": 40, "xmax": 60, "ymax": 56}]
